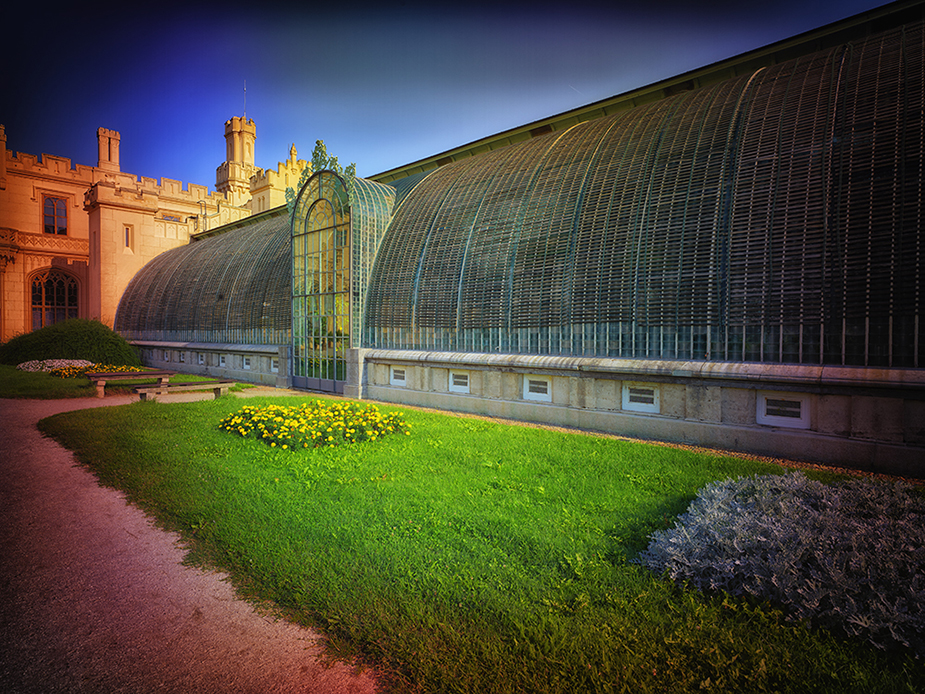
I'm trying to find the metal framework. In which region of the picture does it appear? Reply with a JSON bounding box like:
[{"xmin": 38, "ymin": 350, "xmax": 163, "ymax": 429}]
[
  {"xmin": 364, "ymin": 21, "xmax": 925, "ymax": 367},
  {"xmin": 114, "ymin": 209, "xmax": 291, "ymax": 344},
  {"xmin": 290, "ymin": 172, "xmax": 394, "ymax": 391}
]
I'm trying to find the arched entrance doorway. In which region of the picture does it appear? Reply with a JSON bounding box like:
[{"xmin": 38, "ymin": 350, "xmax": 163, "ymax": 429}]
[{"xmin": 290, "ymin": 171, "xmax": 350, "ymax": 393}]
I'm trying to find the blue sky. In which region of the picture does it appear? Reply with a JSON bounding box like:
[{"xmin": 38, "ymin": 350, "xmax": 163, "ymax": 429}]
[{"xmin": 2, "ymin": 0, "xmax": 896, "ymax": 187}]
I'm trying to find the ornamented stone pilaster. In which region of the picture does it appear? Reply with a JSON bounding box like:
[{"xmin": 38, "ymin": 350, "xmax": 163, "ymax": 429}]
[{"xmin": 0, "ymin": 227, "xmax": 19, "ymax": 270}]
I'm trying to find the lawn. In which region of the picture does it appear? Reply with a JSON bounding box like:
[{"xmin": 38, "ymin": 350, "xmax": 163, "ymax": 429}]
[{"xmin": 36, "ymin": 394, "xmax": 925, "ymax": 693}]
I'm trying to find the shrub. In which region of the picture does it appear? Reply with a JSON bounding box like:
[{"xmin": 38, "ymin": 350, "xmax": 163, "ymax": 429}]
[
  {"xmin": 635, "ymin": 471, "xmax": 925, "ymax": 653},
  {"xmin": 0, "ymin": 319, "xmax": 141, "ymax": 367},
  {"xmin": 219, "ymin": 400, "xmax": 411, "ymax": 449}
]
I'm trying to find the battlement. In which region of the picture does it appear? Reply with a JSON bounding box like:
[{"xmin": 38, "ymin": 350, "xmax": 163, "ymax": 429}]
[
  {"xmin": 2, "ymin": 118, "xmax": 249, "ymax": 206},
  {"xmin": 5, "ymin": 147, "xmax": 237, "ymax": 207},
  {"xmin": 5, "ymin": 150, "xmax": 98, "ymax": 183},
  {"xmin": 224, "ymin": 116, "xmax": 256, "ymax": 137},
  {"xmin": 250, "ymin": 156, "xmax": 307, "ymax": 189},
  {"xmin": 248, "ymin": 144, "xmax": 308, "ymax": 213}
]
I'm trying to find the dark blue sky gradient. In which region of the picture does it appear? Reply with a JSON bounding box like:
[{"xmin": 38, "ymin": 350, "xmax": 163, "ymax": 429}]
[{"xmin": 1, "ymin": 0, "xmax": 896, "ymax": 188}]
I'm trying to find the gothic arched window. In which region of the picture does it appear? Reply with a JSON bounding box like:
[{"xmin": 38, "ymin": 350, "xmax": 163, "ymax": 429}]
[{"xmin": 31, "ymin": 269, "xmax": 79, "ymax": 330}]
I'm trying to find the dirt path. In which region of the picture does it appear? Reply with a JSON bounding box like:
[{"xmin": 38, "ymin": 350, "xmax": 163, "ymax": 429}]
[{"xmin": 0, "ymin": 395, "xmax": 381, "ymax": 694}]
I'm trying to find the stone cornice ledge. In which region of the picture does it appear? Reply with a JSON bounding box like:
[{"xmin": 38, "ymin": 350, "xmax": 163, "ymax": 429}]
[
  {"xmin": 362, "ymin": 350, "xmax": 925, "ymax": 391},
  {"xmin": 130, "ymin": 340, "xmax": 280, "ymax": 354}
]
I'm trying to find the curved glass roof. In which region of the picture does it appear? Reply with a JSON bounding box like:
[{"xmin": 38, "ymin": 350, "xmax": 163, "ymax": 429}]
[
  {"xmin": 365, "ymin": 19, "xmax": 925, "ymax": 367},
  {"xmin": 115, "ymin": 209, "xmax": 291, "ymax": 344}
]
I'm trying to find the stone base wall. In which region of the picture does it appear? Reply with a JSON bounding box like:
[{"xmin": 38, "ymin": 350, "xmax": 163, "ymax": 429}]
[
  {"xmin": 134, "ymin": 341, "xmax": 289, "ymax": 388},
  {"xmin": 348, "ymin": 349, "xmax": 925, "ymax": 478}
]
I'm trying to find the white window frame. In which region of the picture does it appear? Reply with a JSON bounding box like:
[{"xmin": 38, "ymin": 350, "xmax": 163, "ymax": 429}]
[
  {"xmin": 390, "ymin": 366, "xmax": 407, "ymax": 386},
  {"xmin": 622, "ymin": 382, "xmax": 660, "ymax": 413},
  {"xmin": 162, "ymin": 350, "xmax": 170, "ymax": 363},
  {"xmin": 271, "ymin": 358, "xmax": 279, "ymax": 373},
  {"xmin": 449, "ymin": 370, "xmax": 470, "ymax": 394},
  {"xmin": 243, "ymin": 356, "xmax": 252, "ymax": 370},
  {"xmin": 757, "ymin": 391, "xmax": 811, "ymax": 429},
  {"xmin": 197, "ymin": 352, "xmax": 205, "ymax": 365},
  {"xmin": 523, "ymin": 375, "xmax": 552, "ymax": 402},
  {"xmin": 219, "ymin": 354, "xmax": 227, "ymax": 368}
]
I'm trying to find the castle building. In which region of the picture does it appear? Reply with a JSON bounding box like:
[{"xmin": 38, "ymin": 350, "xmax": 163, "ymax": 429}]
[{"xmin": 0, "ymin": 119, "xmax": 306, "ymax": 342}]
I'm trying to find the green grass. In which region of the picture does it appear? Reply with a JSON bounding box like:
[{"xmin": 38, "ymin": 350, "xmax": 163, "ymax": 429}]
[
  {"xmin": 38, "ymin": 397, "xmax": 924, "ymax": 694},
  {"xmin": 0, "ymin": 364, "xmax": 245, "ymax": 399}
]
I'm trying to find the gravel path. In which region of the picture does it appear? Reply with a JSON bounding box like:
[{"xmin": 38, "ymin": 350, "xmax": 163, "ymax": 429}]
[{"xmin": 0, "ymin": 394, "xmax": 381, "ymax": 694}]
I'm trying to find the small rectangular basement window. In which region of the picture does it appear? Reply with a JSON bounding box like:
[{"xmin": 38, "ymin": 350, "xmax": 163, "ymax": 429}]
[
  {"xmin": 390, "ymin": 366, "xmax": 406, "ymax": 386},
  {"xmin": 219, "ymin": 354, "xmax": 227, "ymax": 368},
  {"xmin": 523, "ymin": 375, "xmax": 552, "ymax": 402},
  {"xmin": 622, "ymin": 382, "xmax": 660, "ymax": 413},
  {"xmin": 197, "ymin": 353, "xmax": 205, "ymax": 365},
  {"xmin": 271, "ymin": 358, "xmax": 279, "ymax": 373},
  {"xmin": 449, "ymin": 371, "xmax": 470, "ymax": 394},
  {"xmin": 178, "ymin": 352, "xmax": 185, "ymax": 363},
  {"xmin": 243, "ymin": 356, "xmax": 252, "ymax": 370},
  {"xmin": 757, "ymin": 391, "xmax": 810, "ymax": 429},
  {"xmin": 162, "ymin": 350, "xmax": 170, "ymax": 363}
]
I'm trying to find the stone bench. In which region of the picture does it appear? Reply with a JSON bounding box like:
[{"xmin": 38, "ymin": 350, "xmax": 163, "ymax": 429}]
[
  {"xmin": 88, "ymin": 370, "xmax": 176, "ymax": 398},
  {"xmin": 135, "ymin": 380, "xmax": 236, "ymax": 401}
]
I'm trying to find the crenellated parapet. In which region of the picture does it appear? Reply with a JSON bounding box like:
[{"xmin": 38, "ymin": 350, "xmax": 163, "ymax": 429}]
[
  {"xmin": 5, "ymin": 145, "xmax": 243, "ymax": 214},
  {"xmin": 249, "ymin": 143, "xmax": 308, "ymax": 213},
  {"xmin": 5, "ymin": 150, "xmax": 99, "ymax": 185}
]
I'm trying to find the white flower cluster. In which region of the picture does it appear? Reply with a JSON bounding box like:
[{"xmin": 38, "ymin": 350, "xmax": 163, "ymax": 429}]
[
  {"xmin": 16, "ymin": 359, "xmax": 94, "ymax": 372},
  {"xmin": 636, "ymin": 471, "xmax": 925, "ymax": 653}
]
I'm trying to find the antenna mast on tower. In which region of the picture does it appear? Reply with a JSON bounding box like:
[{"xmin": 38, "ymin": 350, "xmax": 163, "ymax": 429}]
[{"xmin": 244, "ymin": 80, "xmax": 247, "ymax": 120}]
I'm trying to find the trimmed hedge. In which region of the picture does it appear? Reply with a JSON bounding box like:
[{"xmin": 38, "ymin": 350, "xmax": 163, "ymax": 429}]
[{"xmin": 0, "ymin": 319, "xmax": 141, "ymax": 367}]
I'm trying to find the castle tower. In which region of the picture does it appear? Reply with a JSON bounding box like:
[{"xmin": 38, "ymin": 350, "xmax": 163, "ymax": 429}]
[
  {"xmin": 215, "ymin": 116, "xmax": 257, "ymax": 206},
  {"xmin": 97, "ymin": 127, "xmax": 120, "ymax": 172}
]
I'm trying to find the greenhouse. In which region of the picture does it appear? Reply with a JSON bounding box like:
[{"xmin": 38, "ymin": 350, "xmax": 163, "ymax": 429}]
[{"xmin": 116, "ymin": 2, "xmax": 925, "ymax": 471}]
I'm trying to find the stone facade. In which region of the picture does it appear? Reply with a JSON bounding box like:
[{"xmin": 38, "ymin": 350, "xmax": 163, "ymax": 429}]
[
  {"xmin": 353, "ymin": 350, "xmax": 925, "ymax": 476},
  {"xmin": 0, "ymin": 120, "xmax": 305, "ymax": 342},
  {"xmin": 250, "ymin": 144, "xmax": 308, "ymax": 213}
]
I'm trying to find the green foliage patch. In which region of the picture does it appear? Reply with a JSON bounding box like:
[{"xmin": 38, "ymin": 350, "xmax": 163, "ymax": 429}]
[
  {"xmin": 636, "ymin": 471, "xmax": 925, "ymax": 653},
  {"xmin": 0, "ymin": 319, "xmax": 141, "ymax": 366}
]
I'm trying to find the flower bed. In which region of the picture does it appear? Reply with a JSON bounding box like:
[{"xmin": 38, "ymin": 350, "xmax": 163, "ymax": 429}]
[
  {"xmin": 16, "ymin": 359, "xmax": 93, "ymax": 372},
  {"xmin": 15, "ymin": 360, "xmax": 149, "ymax": 378},
  {"xmin": 219, "ymin": 400, "xmax": 411, "ymax": 449},
  {"xmin": 49, "ymin": 364, "xmax": 148, "ymax": 378}
]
